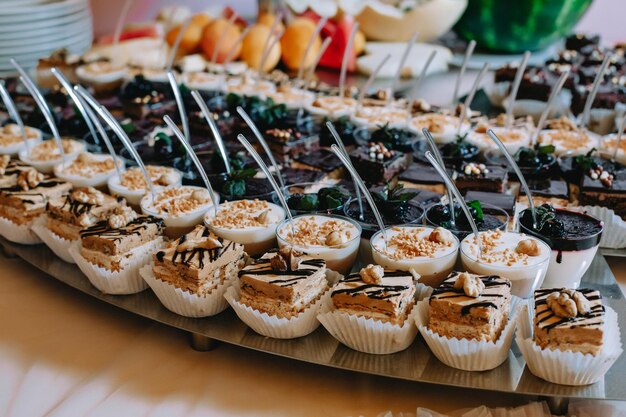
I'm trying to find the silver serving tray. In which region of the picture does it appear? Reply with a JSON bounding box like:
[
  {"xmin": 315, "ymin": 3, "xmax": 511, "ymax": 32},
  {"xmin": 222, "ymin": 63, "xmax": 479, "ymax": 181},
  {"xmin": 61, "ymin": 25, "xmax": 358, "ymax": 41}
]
[{"xmin": 2, "ymin": 236, "xmax": 625, "ymax": 404}]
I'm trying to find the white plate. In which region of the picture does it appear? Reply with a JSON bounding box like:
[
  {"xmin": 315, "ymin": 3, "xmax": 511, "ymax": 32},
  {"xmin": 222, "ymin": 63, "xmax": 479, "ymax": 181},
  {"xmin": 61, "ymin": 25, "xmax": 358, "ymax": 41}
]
[
  {"xmin": 0, "ymin": 1, "xmax": 87, "ymax": 23},
  {"xmin": 0, "ymin": 22, "xmax": 90, "ymax": 49},
  {"xmin": 0, "ymin": 32, "xmax": 89, "ymax": 56},
  {"xmin": 0, "ymin": 36, "xmax": 91, "ymax": 70},
  {"xmin": 2, "ymin": 0, "xmax": 85, "ymax": 14},
  {"xmin": 0, "ymin": 11, "xmax": 89, "ymax": 38},
  {"xmin": 0, "ymin": 8, "xmax": 89, "ymax": 33}
]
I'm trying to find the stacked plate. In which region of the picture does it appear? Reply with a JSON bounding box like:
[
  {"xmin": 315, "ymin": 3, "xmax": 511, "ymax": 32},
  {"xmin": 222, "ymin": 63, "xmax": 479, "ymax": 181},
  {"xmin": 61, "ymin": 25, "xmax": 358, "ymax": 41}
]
[{"xmin": 0, "ymin": 0, "xmax": 93, "ymax": 76}]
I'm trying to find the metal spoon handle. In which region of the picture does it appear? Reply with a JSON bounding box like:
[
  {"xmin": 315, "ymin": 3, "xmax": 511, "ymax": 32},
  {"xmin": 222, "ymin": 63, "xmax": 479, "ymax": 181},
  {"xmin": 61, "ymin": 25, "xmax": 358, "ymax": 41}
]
[
  {"xmin": 190, "ymin": 90, "xmax": 231, "ymax": 174},
  {"xmin": 51, "ymin": 68, "xmax": 99, "ymax": 149},
  {"xmin": 488, "ymin": 129, "xmax": 536, "ymax": 228},
  {"xmin": 425, "ymin": 151, "xmax": 482, "ymax": 255},
  {"xmin": 389, "ymin": 31, "xmax": 419, "ymax": 106},
  {"xmin": 531, "ymin": 70, "xmax": 569, "ymax": 145},
  {"xmin": 338, "ymin": 23, "xmax": 359, "ymax": 98},
  {"xmin": 0, "ymin": 81, "xmax": 30, "ymax": 153},
  {"xmin": 423, "ymin": 128, "xmax": 456, "ymax": 225},
  {"xmin": 297, "ymin": 17, "xmax": 328, "ymax": 82},
  {"xmin": 457, "ymin": 62, "xmax": 488, "ymax": 136},
  {"xmin": 453, "ymin": 40, "xmax": 476, "ymax": 104},
  {"xmin": 167, "ymin": 71, "xmax": 190, "ymax": 144},
  {"xmin": 236, "ymin": 106, "xmax": 285, "ymax": 190},
  {"xmin": 505, "ymin": 51, "xmax": 531, "ymax": 130},
  {"xmin": 163, "ymin": 115, "xmax": 217, "ymax": 217}
]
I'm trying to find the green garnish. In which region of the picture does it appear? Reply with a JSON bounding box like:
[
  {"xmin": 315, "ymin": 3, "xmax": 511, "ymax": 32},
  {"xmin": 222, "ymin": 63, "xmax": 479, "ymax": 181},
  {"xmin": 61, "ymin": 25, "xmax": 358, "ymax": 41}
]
[
  {"xmin": 221, "ymin": 167, "xmax": 257, "ymax": 197},
  {"xmin": 467, "ymin": 200, "xmax": 484, "ymax": 222}
]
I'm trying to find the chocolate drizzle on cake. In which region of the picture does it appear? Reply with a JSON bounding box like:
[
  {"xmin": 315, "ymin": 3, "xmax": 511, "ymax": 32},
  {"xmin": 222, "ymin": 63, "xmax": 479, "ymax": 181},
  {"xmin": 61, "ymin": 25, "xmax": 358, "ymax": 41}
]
[
  {"xmin": 534, "ymin": 288, "xmax": 604, "ymax": 332},
  {"xmin": 430, "ymin": 271, "xmax": 511, "ymax": 316},
  {"xmin": 171, "ymin": 230, "xmax": 232, "ymax": 268},
  {"xmin": 332, "ymin": 271, "xmax": 413, "ymax": 301},
  {"xmin": 80, "ymin": 215, "xmax": 164, "ymax": 240},
  {"xmin": 238, "ymin": 250, "xmax": 325, "ymax": 288}
]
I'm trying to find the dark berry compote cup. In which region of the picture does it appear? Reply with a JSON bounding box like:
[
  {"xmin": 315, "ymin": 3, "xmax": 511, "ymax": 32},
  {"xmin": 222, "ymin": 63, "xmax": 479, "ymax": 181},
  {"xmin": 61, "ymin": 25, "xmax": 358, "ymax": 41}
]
[
  {"xmin": 343, "ymin": 196, "xmax": 425, "ymax": 264},
  {"xmin": 283, "ymin": 183, "xmax": 350, "ymax": 216},
  {"xmin": 425, "ymin": 202, "xmax": 509, "ymax": 240},
  {"xmin": 519, "ymin": 204, "xmax": 603, "ymax": 289}
]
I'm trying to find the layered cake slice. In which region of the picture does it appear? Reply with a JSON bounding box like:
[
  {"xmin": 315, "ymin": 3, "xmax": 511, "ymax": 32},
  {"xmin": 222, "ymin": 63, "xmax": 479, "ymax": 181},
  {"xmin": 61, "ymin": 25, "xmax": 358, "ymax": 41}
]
[
  {"xmin": 331, "ymin": 264, "xmax": 416, "ymax": 325},
  {"xmin": 349, "ymin": 144, "xmax": 412, "ymax": 184},
  {"xmin": 534, "ymin": 288, "xmax": 605, "ymax": 355},
  {"xmin": 79, "ymin": 207, "xmax": 164, "ymax": 271},
  {"xmin": 579, "ymin": 168, "xmax": 626, "ymax": 219},
  {"xmin": 46, "ymin": 187, "xmax": 125, "ymax": 240},
  {"xmin": 238, "ymin": 248, "xmax": 328, "ymax": 318},
  {"xmin": 398, "ymin": 162, "xmax": 446, "ymax": 194},
  {"xmin": 429, "ymin": 271, "xmax": 512, "ymax": 342},
  {"xmin": 454, "ymin": 162, "xmax": 508, "ymax": 193},
  {"xmin": 292, "ymin": 149, "xmax": 344, "ymax": 180},
  {"xmin": 263, "ymin": 127, "xmax": 320, "ymax": 163},
  {"xmin": 153, "ymin": 225, "xmax": 245, "ymax": 296},
  {"xmin": 518, "ymin": 179, "xmax": 570, "ymax": 208},
  {"xmin": 0, "ymin": 166, "xmax": 71, "ymax": 225}
]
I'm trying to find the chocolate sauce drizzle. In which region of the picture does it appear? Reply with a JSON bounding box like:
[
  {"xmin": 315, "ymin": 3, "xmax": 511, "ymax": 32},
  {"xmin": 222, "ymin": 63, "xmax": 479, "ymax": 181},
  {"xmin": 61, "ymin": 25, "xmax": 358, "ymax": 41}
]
[
  {"xmin": 238, "ymin": 258, "xmax": 325, "ymax": 288},
  {"xmin": 156, "ymin": 227, "xmax": 236, "ymax": 269},
  {"xmin": 0, "ymin": 178, "xmax": 69, "ymax": 207},
  {"xmin": 430, "ymin": 271, "xmax": 511, "ymax": 316},
  {"xmin": 534, "ymin": 288, "xmax": 604, "ymax": 332},
  {"xmin": 331, "ymin": 270, "xmax": 413, "ymax": 300},
  {"xmin": 79, "ymin": 216, "xmax": 164, "ymax": 240}
]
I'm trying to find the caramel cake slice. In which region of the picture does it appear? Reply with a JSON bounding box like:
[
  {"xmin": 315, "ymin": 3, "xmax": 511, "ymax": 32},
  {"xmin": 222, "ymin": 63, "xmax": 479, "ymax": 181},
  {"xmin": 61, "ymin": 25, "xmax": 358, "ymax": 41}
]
[
  {"xmin": 429, "ymin": 271, "xmax": 512, "ymax": 342},
  {"xmin": 331, "ymin": 265, "xmax": 416, "ymax": 325},
  {"xmin": 534, "ymin": 288, "xmax": 605, "ymax": 355},
  {"xmin": 46, "ymin": 187, "xmax": 125, "ymax": 241},
  {"xmin": 153, "ymin": 225, "xmax": 244, "ymax": 296},
  {"xmin": 0, "ymin": 167, "xmax": 71, "ymax": 225},
  {"xmin": 238, "ymin": 248, "xmax": 328, "ymax": 318},
  {"xmin": 79, "ymin": 207, "xmax": 164, "ymax": 271}
]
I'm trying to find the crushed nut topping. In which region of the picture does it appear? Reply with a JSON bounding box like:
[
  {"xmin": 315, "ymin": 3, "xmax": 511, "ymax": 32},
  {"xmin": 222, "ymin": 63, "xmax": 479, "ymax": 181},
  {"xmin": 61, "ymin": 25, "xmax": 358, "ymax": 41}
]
[
  {"xmin": 453, "ymin": 272, "xmax": 485, "ymax": 298},
  {"xmin": 540, "ymin": 130, "xmax": 593, "ymax": 150},
  {"xmin": 360, "ymin": 264, "xmax": 384, "ymax": 285},
  {"xmin": 270, "ymin": 247, "xmax": 303, "ymax": 272},
  {"xmin": 311, "ymin": 96, "xmax": 357, "ymax": 112},
  {"xmin": 60, "ymin": 153, "xmax": 117, "ymax": 178},
  {"xmin": 411, "ymin": 114, "xmax": 457, "ymax": 134},
  {"xmin": 147, "ymin": 187, "xmax": 214, "ymax": 216},
  {"xmin": 466, "ymin": 230, "xmax": 538, "ymax": 266},
  {"xmin": 119, "ymin": 166, "xmax": 179, "ymax": 190},
  {"xmin": 17, "ymin": 168, "xmax": 44, "ymax": 190},
  {"xmin": 545, "ymin": 116, "xmax": 578, "ymax": 131},
  {"xmin": 210, "ymin": 199, "xmax": 274, "ymax": 229},
  {"xmin": 382, "ymin": 227, "xmax": 454, "ymax": 259},
  {"xmin": 72, "ymin": 187, "xmax": 105, "ymax": 205},
  {"xmin": 108, "ymin": 206, "xmax": 138, "ymax": 229},
  {"xmin": 281, "ymin": 216, "xmax": 355, "ymax": 247},
  {"xmin": 0, "ymin": 125, "xmax": 39, "ymax": 146},
  {"xmin": 587, "ymin": 165, "xmax": 614, "ymax": 188},
  {"xmin": 515, "ymin": 239, "xmax": 541, "ymax": 256},
  {"xmin": 30, "ymin": 139, "xmax": 80, "ymax": 161}
]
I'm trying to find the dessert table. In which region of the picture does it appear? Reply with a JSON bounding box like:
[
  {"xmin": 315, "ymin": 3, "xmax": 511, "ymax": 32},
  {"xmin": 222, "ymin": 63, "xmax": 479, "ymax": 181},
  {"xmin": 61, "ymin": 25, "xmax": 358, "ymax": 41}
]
[{"xmin": 2, "ymin": 62, "xmax": 626, "ymax": 416}]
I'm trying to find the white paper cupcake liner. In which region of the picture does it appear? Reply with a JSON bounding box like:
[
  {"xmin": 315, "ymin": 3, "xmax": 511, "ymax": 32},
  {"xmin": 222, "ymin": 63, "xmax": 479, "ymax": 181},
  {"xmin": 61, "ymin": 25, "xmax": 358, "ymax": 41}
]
[
  {"xmin": 224, "ymin": 286, "xmax": 330, "ymax": 339},
  {"xmin": 516, "ymin": 303, "xmax": 623, "ymax": 386},
  {"xmin": 139, "ymin": 262, "xmax": 237, "ymax": 318},
  {"xmin": 317, "ymin": 281, "xmax": 423, "ymax": 355},
  {"xmin": 68, "ymin": 238, "xmax": 163, "ymax": 294},
  {"xmin": 31, "ymin": 216, "xmax": 76, "ymax": 263},
  {"xmin": 0, "ymin": 215, "xmax": 42, "ymax": 245},
  {"xmin": 566, "ymin": 204, "xmax": 626, "ymax": 249},
  {"xmin": 317, "ymin": 303, "xmax": 419, "ymax": 355},
  {"xmin": 414, "ymin": 297, "xmax": 521, "ymax": 371},
  {"xmin": 223, "ymin": 270, "xmax": 343, "ymax": 339}
]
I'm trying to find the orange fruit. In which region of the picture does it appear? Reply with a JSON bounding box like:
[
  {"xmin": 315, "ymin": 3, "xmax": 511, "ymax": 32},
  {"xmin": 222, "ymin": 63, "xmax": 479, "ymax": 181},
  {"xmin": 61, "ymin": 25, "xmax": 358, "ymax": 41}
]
[
  {"xmin": 280, "ymin": 18, "xmax": 321, "ymax": 71},
  {"xmin": 200, "ymin": 18, "xmax": 243, "ymax": 63}
]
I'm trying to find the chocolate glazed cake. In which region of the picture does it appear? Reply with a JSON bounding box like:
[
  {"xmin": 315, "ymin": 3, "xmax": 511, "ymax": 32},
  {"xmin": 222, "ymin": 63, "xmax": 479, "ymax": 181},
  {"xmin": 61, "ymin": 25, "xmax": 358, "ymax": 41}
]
[{"xmin": 429, "ymin": 271, "xmax": 512, "ymax": 342}]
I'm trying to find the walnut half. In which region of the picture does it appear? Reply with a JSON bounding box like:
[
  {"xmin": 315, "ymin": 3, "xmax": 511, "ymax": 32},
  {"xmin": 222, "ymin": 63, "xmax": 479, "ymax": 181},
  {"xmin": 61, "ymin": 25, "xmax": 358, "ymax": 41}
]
[
  {"xmin": 515, "ymin": 239, "xmax": 541, "ymax": 256},
  {"xmin": 546, "ymin": 290, "xmax": 578, "ymax": 318},
  {"xmin": 360, "ymin": 264, "xmax": 384, "ymax": 285},
  {"xmin": 453, "ymin": 272, "xmax": 485, "ymax": 298},
  {"xmin": 270, "ymin": 247, "xmax": 303, "ymax": 272}
]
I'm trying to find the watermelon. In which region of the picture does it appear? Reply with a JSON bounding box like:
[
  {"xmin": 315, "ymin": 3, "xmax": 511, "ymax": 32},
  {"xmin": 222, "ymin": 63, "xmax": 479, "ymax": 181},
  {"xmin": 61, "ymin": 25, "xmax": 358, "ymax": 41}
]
[
  {"xmin": 301, "ymin": 11, "xmax": 357, "ymax": 71},
  {"xmin": 454, "ymin": 0, "xmax": 593, "ymax": 53}
]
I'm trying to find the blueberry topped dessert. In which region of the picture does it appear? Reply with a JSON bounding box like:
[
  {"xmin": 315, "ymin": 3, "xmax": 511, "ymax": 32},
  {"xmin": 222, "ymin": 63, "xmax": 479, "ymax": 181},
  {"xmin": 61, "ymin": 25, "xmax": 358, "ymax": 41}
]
[
  {"xmin": 344, "ymin": 183, "xmax": 425, "ymax": 239},
  {"xmin": 426, "ymin": 200, "xmax": 508, "ymax": 239},
  {"xmin": 285, "ymin": 185, "xmax": 350, "ymax": 215}
]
